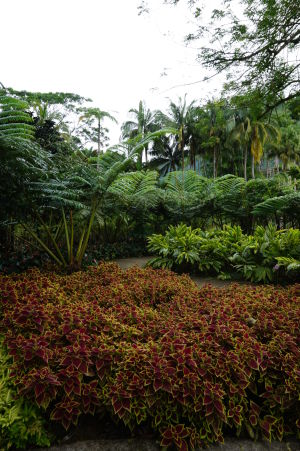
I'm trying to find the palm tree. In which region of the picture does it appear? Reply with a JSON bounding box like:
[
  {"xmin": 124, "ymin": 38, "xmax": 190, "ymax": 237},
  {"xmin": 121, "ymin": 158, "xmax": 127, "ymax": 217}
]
[
  {"xmin": 79, "ymin": 107, "xmax": 117, "ymax": 155},
  {"xmin": 121, "ymin": 101, "xmax": 158, "ymax": 165},
  {"xmin": 157, "ymin": 95, "xmax": 198, "ymax": 172},
  {"xmin": 148, "ymin": 135, "xmax": 182, "ymax": 176},
  {"xmin": 203, "ymin": 101, "xmax": 230, "ymax": 178},
  {"xmin": 228, "ymin": 113, "xmax": 280, "ymax": 179},
  {"xmin": 267, "ymin": 108, "xmax": 300, "ymax": 172}
]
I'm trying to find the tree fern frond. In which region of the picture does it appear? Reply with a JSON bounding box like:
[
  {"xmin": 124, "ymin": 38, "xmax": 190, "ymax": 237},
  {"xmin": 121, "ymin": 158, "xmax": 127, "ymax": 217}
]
[{"xmin": 253, "ymin": 192, "xmax": 300, "ymax": 216}]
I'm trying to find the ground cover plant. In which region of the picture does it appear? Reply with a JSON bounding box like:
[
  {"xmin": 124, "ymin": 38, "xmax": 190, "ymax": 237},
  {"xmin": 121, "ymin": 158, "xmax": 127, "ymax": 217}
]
[
  {"xmin": 0, "ymin": 264, "xmax": 299, "ymax": 450},
  {"xmin": 147, "ymin": 224, "xmax": 300, "ymax": 283}
]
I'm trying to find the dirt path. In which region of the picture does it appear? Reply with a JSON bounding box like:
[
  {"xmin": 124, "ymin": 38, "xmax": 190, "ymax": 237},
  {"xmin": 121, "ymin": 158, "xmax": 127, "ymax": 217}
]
[{"xmin": 113, "ymin": 257, "xmax": 237, "ymax": 288}]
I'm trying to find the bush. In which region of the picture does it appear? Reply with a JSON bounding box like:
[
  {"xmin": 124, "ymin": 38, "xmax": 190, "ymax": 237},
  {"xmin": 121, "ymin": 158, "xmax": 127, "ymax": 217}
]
[
  {"xmin": 147, "ymin": 224, "xmax": 300, "ymax": 282},
  {"xmin": 231, "ymin": 225, "xmax": 300, "ymax": 282},
  {"xmin": 0, "ymin": 264, "xmax": 299, "ymax": 449},
  {"xmin": 0, "ymin": 337, "xmax": 51, "ymax": 450}
]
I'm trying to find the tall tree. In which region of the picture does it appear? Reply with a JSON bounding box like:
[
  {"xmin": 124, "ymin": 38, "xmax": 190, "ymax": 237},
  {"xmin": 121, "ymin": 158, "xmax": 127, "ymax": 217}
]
[
  {"xmin": 157, "ymin": 95, "xmax": 198, "ymax": 171},
  {"xmin": 202, "ymin": 101, "xmax": 228, "ymax": 178},
  {"xmin": 228, "ymin": 112, "xmax": 280, "ymax": 179},
  {"xmin": 148, "ymin": 135, "xmax": 182, "ymax": 176},
  {"xmin": 153, "ymin": 0, "xmax": 300, "ymax": 115},
  {"xmin": 268, "ymin": 105, "xmax": 300, "ymax": 171},
  {"xmin": 121, "ymin": 101, "xmax": 158, "ymax": 165},
  {"xmin": 79, "ymin": 108, "xmax": 117, "ymax": 155}
]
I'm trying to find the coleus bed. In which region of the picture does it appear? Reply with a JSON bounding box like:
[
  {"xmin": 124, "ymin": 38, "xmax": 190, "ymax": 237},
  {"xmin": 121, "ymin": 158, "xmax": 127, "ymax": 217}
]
[{"xmin": 0, "ymin": 263, "xmax": 299, "ymax": 450}]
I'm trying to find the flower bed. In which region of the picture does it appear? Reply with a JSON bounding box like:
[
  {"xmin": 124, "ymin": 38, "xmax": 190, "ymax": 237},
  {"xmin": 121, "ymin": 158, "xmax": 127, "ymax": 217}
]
[{"xmin": 0, "ymin": 263, "xmax": 299, "ymax": 450}]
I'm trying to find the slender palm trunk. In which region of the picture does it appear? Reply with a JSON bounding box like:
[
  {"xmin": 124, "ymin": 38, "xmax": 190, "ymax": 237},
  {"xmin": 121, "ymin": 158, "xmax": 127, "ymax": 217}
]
[
  {"xmin": 251, "ymin": 154, "xmax": 255, "ymax": 179},
  {"xmin": 244, "ymin": 146, "xmax": 248, "ymax": 181},
  {"xmin": 97, "ymin": 118, "xmax": 101, "ymax": 155},
  {"xmin": 213, "ymin": 146, "xmax": 217, "ymax": 178},
  {"xmin": 181, "ymin": 133, "xmax": 185, "ymax": 173}
]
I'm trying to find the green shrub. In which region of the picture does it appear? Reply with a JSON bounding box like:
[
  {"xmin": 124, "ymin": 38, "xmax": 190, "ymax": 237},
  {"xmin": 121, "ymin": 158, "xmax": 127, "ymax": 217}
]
[
  {"xmin": 147, "ymin": 224, "xmax": 245, "ymax": 276},
  {"xmin": 147, "ymin": 224, "xmax": 203, "ymax": 271},
  {"xmin": 0, "ymin": 265, "xmax": 299, "ymax": 449},
  {"xmin": 231, "ymin": 225, "xmax": 300, "ymax": 282},
  {"xmin": 147, "ymin": 224, "xmax": 300, "ymax": 282},
  {"xmin": 0, "ymin": 338, "xmax": 51, "ymax": 450}
]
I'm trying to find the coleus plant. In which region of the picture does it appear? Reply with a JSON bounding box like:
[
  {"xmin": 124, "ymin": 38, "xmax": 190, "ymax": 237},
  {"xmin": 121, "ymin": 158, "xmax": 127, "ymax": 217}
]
[{"xmin": 0, "ymin": 264, "xmax": 299, "ymax": 450}]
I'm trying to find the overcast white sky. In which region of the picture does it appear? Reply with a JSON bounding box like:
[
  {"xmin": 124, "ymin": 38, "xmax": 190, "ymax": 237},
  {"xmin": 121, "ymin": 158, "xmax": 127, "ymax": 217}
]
[{"xmin": 1, "ymin": 0, "xmax": 225, "ymax": 145}]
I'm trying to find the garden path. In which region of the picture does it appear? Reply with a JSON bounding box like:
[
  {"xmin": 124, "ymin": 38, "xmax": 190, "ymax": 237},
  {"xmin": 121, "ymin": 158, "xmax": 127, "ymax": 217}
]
[{"xmin": 113, "ymin": 257, "xmax": 236, "ymax": 288}]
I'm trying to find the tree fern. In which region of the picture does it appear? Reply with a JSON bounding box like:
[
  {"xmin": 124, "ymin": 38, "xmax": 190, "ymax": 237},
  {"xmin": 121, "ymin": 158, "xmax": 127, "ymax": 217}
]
[
  {"xmin": 253, "ymin": 192, "xmax": 300, "ymax": 216},
  {"xmin": 0, "ymin": 90, "xmax": 34, "ymax": 140},
  {"xmin": 109, "ymin": 170, "xmax": 160, "ymax": 209}
]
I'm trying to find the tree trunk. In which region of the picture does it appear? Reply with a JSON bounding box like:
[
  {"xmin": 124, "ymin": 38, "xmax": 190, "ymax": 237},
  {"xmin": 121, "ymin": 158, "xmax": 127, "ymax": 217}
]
[
  {"xmin": 213, "ymin": 147, "xmax": 217, "ymax": 178},
  {"xmin": 97, "ymin": 118, "xmax": 101, "ymax": 155},
  {"xmin": 251, "ymin": 154, "xmax": 255, "ymax": 178},
  {"xmin": 244, "ymin": 146, "xmax": 247, "ymax": 181}
]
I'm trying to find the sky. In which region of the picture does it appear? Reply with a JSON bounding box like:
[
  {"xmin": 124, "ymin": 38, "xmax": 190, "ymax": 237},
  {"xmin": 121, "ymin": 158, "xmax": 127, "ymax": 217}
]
[{"xmin": 0, "ymin": 0, "xmax": 225, "ymax": 145}]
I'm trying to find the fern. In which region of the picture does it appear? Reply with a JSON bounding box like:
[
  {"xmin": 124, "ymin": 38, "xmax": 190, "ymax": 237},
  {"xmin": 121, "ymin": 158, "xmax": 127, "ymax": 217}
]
[
  {"xmin": 253, "ymin": 192, "xmax": 300, "ymax": 216},
  {"xmin": 0, "ymin": 91, "xmax": 34, "ymax": 140},
  {"xmin": 109, "ymin": 170, "xmax": 160, "ymax": 209}
]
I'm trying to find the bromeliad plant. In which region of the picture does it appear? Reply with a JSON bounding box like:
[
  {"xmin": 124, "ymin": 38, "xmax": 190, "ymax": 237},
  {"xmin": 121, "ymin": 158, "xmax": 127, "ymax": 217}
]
[{"xmin": 0, "ymin": 265, "xmax": 299, "ymax": 449}]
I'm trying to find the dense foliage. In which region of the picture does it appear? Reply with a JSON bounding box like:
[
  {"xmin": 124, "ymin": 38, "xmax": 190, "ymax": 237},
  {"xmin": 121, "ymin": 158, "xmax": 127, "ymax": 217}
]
[
  {"xmin": 0, "ymin": 87, "xmax": 299, "ymax": 272},
  {"xmin": 147, "ymin": 224, "xmax": 300, "ymax": 282},
  {"xmin": 0, "ymin": 264, "xmax": 299, "ymax": 450}
]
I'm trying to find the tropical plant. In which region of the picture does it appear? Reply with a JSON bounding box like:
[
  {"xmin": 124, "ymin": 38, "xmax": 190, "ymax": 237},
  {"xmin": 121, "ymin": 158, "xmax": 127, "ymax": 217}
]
[
  {"xmin": 1, "ymin": 265, "xmax": 299, "ymax": 448},
  {"xmin": 253, "ymin": 192, "xmax": 300, "ymax": 228},
  {"xmin": 0, "ymin": 338, "xmax": 51, "ymax": 450},
  {"xmin": 231, "ymin": 225, "xmax": 300, "ymax": 282},
  {"xmin": 148, "ymin": 135, "xmax": 182, "ymax": 176},
  {"xmin": 78, "ymin": 107, "xmax": 117, "ymax": 154},
  {"xmin": 147, "ymin": 224, "xmax": 202, "ymax": 270},
  {"xmin": 1, "ymin": 89, "xmax": 171, "ymax": 270},
  {"xmin": 109, "ymin": 170, "xmax": 160, "ymax": 210},
  {"xmin": 157, "ymin": 95, "xmax": 198, "ymax": 171},
  {"xmin": 23, "ymin": 133, "xmax": 167, "ymax": 270},
  {"xmin": 121, "ymin": 100, "xmax": 159, "ymax": 165},
  {"xmin": 161, "ymin": 170, "xmax": 211, "ymax": 221},
  {"xmin": 148, "ymin": 223, "xmax": 300, "ymax": 282},
  {"xmin": 228, "ymin": 110, "xmax": 280, "ymax": 179},
  {"xmin": 0, "ymin": 90, "xmax": 35, "ymax": 139}
]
